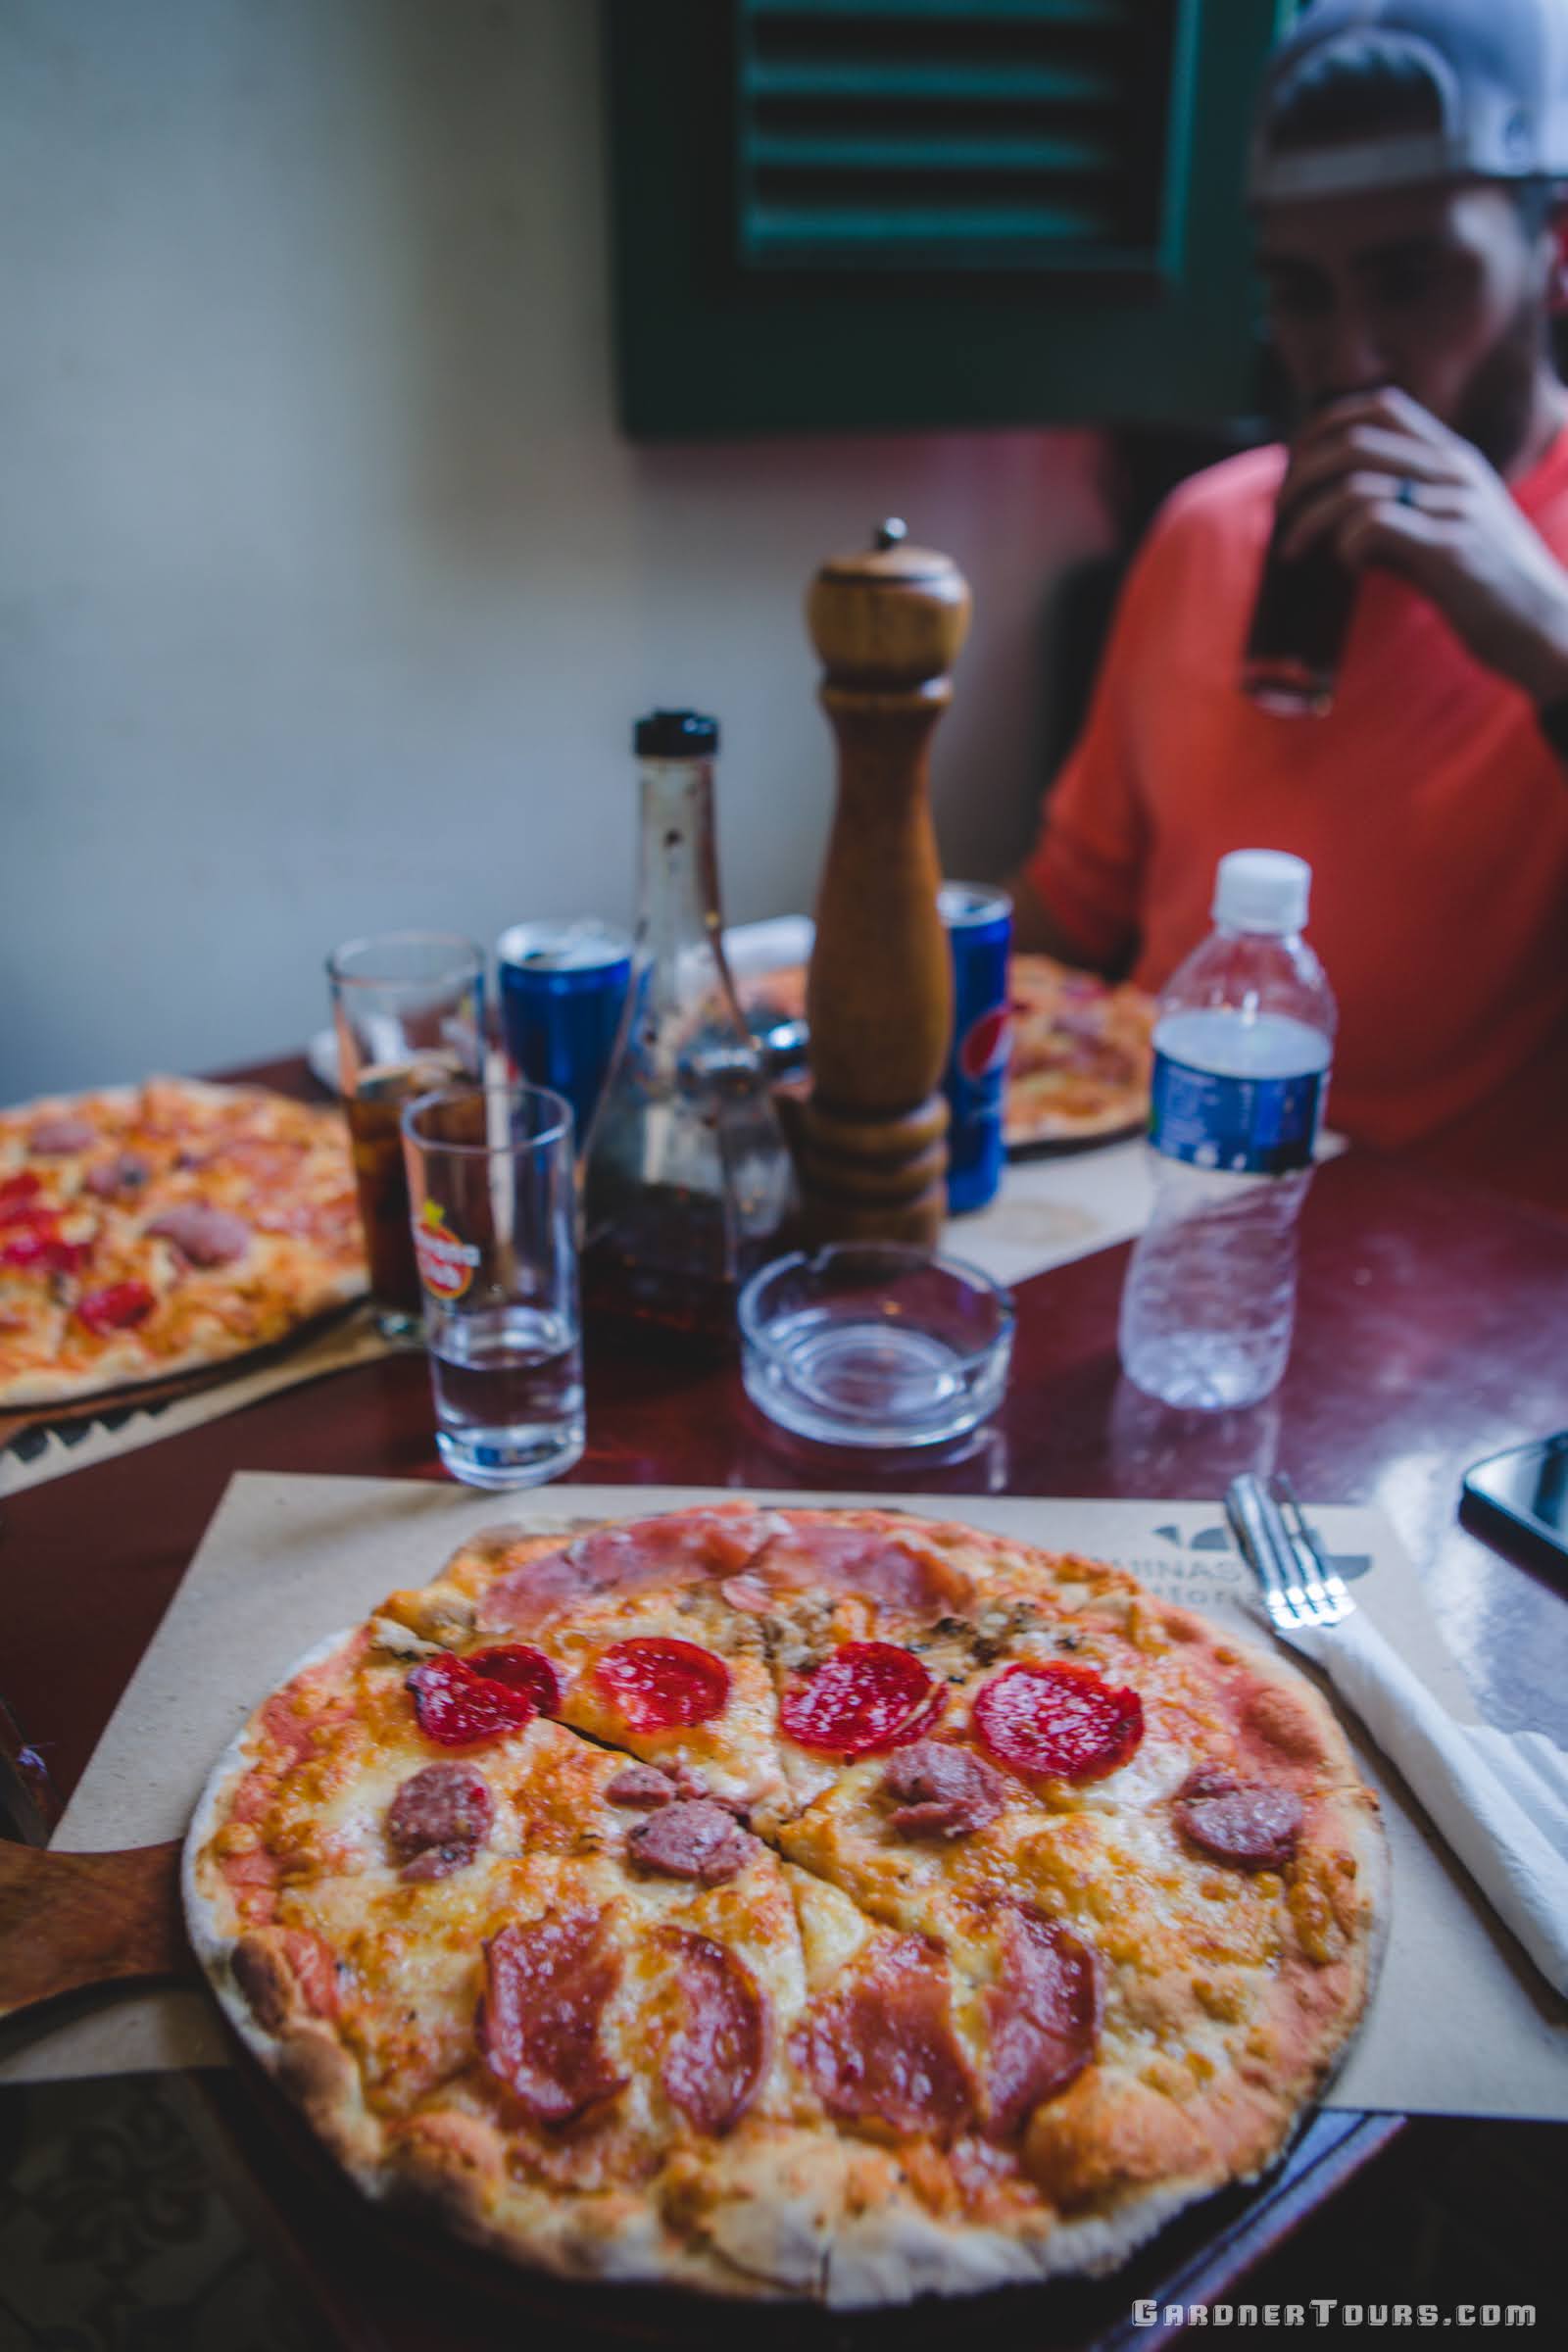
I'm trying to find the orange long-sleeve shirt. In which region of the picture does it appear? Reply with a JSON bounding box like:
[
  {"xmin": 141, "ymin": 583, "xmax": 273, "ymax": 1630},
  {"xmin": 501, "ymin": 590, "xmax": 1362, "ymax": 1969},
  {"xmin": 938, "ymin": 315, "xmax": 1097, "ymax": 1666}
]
[{"xmin": 1025, "ymin": 436, "xmax": 1568, "ymax": 1213}]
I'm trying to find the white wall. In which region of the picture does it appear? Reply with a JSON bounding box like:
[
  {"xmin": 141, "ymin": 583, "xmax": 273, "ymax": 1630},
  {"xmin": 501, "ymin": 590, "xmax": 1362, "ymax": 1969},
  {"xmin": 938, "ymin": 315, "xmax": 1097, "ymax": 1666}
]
[{"xmin": 0, "ymin": 0, "xmax": 1110, "ymax": 1103}]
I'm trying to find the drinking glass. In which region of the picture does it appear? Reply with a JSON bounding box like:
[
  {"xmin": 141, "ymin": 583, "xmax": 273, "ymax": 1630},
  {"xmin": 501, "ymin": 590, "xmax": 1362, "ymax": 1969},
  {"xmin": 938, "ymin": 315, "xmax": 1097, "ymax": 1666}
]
[
  {"xmin": 401, "ymin": 1082, "xmax": 584, "ymax": 1489},
  {"xmin": 327, "ymin": 933, "xmax": 485, "ymax": 1341}
]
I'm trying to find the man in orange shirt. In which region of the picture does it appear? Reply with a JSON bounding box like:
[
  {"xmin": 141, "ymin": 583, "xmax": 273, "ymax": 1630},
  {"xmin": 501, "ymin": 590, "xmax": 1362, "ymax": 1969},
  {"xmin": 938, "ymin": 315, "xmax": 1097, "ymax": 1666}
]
[{"xmin": 1013, "ymin": 0, "xmax": 1568, "ymax": 1213}]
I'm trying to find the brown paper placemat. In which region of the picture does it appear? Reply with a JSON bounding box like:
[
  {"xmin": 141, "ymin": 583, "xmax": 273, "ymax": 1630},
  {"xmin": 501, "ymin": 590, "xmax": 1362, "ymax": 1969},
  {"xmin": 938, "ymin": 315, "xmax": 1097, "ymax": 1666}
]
[
  {"xmin": 948, "ymin": 1131, "xmax": 1348, "ymax": 1290},
  {"xmin": 6, "ymin": 1474, "xmax": 1565, "ymax": 2119},
  {"xmin": 0, "ymin": 1304, "xmax": 394, "ymax": 1496}
]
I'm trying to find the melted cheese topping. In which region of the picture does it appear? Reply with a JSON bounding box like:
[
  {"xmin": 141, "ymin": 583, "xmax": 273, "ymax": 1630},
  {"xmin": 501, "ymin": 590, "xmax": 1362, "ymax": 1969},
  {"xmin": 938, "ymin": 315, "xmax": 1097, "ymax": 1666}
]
[{"xmin": 195, "ymin": 1510, "xmax": 1380, "ymax": 2280}]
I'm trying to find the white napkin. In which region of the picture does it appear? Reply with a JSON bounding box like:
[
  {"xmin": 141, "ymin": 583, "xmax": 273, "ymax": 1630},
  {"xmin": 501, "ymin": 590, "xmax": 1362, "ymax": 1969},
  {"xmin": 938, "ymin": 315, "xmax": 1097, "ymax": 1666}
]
[{"xmin": 1273, "ymin": 1608, "xmax": 1568, "ymax": 2000}]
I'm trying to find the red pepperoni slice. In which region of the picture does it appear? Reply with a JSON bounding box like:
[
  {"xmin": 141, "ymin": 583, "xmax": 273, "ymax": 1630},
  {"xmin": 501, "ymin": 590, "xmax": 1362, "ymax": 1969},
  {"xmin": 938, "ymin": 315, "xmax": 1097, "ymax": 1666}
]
[
  {"xmin": 74, "ymin": 1280, "xmax": 156, "ymax": 1335},
  {"xmin": 1172, "ymin": 1767, "xmax": 1303, "ymax": 1870},
  {"xmin": 791, "ymin": 1932, "xmax": 974, "ymax": 2137},
  {"xmin": 0, "ymin": 1172, "xmax": 42, "ymax": 1218},
  {"xmin": 466, "ymin": 1644, "xmax": 562, "ymax": 1716},
  {"xmin": 479, "ymin": 1908, "xmax": 626, "ymax": 2124},
  {"xmin": 779, "ymin": 1642, "xmax": 937, "ymax": 1759},
  {"xmin": 0, "ymin": 1212, "xmax": 87, "ymax": 1275},
  {"xmin": 407, "ymin": 1653, "xmax": 536, "ymax": 1747},
  {"xmin": 591, "ymin": 1638, "xmax": 729, "ymax": 1732},
  {"xmin": 661, "ymin": 1931, "xmax": 765, "ymax": 2136},
  {"xmin": 982, "ymin": 1908, "xmax": 1100, "ymax": 2139},
  {"xmin": 971, "ymin": 1661, "xmax": 1143, "ymax": 1784}
]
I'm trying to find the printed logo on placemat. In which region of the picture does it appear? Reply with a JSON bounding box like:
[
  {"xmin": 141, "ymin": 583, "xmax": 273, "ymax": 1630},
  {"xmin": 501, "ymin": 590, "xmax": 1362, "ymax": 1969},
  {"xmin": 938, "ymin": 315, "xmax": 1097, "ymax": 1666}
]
[{"xmin": 415, "ymin": 1201, "xmax": 480, "ymax": 1300}]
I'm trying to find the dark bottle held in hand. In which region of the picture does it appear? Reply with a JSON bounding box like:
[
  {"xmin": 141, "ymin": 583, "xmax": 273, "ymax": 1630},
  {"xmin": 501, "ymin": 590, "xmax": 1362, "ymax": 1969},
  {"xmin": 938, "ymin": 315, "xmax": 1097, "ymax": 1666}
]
[
  {"xmin": 1241, "ymin": 388, "xmax": 1381, "ymax": 717},
  {"xmin": 1241, "ymin": 518, "xmax": 1358, "ymax": 716},
  {"xmin": 580, "ymin": 710, "xmax": 798, "ymax": 1351}
]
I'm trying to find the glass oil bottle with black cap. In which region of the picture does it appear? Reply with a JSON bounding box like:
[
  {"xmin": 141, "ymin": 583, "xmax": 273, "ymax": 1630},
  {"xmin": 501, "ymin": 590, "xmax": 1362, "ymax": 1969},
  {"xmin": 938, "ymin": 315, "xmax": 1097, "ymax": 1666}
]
[{"xmin": 580, "ymin": 710, "xmax": 797, "ymax": 1348}]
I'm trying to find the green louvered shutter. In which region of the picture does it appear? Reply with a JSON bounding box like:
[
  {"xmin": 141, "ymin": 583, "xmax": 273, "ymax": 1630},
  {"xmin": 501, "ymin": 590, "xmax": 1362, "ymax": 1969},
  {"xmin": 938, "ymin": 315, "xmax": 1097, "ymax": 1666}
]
[
  {"xmin": 734, "ymin": 0, "xmax": 1195, "ymax": 278},
  {"xmin": 606, "ymin": 0, "xmax": 1294, "ymax": 437}
]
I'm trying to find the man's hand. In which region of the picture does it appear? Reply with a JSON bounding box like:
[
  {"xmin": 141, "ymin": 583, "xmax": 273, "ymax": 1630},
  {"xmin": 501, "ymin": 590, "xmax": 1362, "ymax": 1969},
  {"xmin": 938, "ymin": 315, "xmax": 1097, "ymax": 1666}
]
[{"xmin": 1279, "ymin": 386, "xmax": 1568, "ymax": 705}]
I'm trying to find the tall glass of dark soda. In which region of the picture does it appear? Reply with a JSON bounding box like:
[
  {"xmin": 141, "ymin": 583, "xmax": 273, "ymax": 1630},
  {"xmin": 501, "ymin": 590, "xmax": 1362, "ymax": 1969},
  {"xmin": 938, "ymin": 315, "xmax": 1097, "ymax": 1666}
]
[{"xmin": 327, "ymin": 932, "xmax": 486, "ymax": 1340}]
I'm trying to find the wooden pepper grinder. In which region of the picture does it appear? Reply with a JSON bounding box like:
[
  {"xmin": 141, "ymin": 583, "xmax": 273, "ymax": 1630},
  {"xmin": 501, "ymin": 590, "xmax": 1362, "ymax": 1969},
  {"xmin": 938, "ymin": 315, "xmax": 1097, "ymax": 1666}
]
[{"xmin": 800, "ymin": 519, "xmax": 971, "ymax": 1245}]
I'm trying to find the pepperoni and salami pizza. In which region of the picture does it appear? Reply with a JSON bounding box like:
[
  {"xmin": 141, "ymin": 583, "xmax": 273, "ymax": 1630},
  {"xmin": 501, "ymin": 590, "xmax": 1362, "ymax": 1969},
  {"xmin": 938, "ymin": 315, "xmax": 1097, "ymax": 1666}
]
[
  {"xmin": 185, "ymin": 1503, "xmax": 1385, "ymax": 2306},
  {"xmin": 736, "ymin": 955, "xmax": 1154, "ymax": 1153},
  {"xmin": 0, "ymin": 1077, "xmax": 365, "ymax": 1405}
]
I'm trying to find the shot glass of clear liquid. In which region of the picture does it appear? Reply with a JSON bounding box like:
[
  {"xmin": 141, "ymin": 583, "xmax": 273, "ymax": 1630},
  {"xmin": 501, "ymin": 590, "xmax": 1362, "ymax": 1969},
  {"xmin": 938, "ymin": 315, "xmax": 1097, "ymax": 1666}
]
[{"xmin": 400, "ymin": 1082, "xmax": 584, "ymax": 1490}]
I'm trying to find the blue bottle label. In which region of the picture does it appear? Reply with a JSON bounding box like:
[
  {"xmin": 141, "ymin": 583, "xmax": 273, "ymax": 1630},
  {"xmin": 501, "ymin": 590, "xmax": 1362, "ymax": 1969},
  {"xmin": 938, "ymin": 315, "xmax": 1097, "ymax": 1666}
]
[{"xmin": 1149, "ymin": 1052, "xmax": 1324, "ymax": 1175}]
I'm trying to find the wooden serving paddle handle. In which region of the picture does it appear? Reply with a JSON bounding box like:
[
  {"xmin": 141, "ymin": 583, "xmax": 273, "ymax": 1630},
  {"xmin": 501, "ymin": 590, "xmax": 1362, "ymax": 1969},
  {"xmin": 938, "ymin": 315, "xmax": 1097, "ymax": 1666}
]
[
  {"xmin": 801, "ymin": 519, "xmax": 971, "ymax": 1246},
  {"xmin": 0, "ymin": 1838, "xmax": 191, "ymax": 2021}
]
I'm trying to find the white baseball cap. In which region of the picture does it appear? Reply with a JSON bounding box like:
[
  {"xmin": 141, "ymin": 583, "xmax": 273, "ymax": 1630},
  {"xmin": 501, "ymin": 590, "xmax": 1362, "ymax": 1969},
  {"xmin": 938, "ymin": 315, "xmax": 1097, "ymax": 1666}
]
[{"xmin": 1250, "ymin": 0, "xmax": 1568, "ymax": 205}]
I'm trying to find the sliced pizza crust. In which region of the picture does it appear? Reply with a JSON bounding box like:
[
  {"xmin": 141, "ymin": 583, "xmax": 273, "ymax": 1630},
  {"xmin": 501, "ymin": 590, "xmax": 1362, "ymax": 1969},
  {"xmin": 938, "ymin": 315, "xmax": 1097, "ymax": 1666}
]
[
  {"xmin": 184, "ymin": 1504, "xmax": 1387, "ymax": 2307},
  {"xmin": 0, "ymin": 1075, "xmax": 366, "ymax": 1407}
]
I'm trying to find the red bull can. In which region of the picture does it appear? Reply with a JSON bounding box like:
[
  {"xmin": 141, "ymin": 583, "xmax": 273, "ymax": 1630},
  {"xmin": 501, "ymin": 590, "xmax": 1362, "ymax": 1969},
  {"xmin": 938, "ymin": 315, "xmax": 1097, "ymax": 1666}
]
[
  {"xmin": 940, "ymin": 883, "xmax": 1012, "ymax": 1213},
  {"xmin": 497, "ymin": 920, "xmax": 631, "ymax": 1147}
]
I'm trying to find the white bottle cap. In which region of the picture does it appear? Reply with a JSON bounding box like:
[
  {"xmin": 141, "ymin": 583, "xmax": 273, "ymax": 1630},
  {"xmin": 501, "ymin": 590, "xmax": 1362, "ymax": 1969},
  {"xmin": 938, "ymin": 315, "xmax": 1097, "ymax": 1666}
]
[{"xmin": 1212, "ymin": 848, "xmax": 1311, "ymax": 934}]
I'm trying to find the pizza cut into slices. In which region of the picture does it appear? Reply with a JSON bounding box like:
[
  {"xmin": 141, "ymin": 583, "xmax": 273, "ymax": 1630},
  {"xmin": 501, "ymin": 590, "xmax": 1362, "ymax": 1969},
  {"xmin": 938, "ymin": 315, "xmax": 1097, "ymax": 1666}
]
[
  {"xmin": 0, "ymin": 1077, "xmax": 366, "ymax": 1406},
  {"xmin": 737, "ymin": 952, "xmax": 1154, "ymax": 1153},
  {"xmin": 1004, "ymin": 954, "xmax": 1157, "ymax": 1150},
  {"xmin": 186, "ymin": 1504, "xmax": 1385, "ymax": 2307}
]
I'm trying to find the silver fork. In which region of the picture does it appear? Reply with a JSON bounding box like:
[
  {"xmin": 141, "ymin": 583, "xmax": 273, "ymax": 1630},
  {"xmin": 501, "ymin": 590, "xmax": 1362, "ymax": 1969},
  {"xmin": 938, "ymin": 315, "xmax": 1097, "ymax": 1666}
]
[
  {"xmin": 1224, "ymin": 1467, "xmax": 1568, "ymax": 1994},
  {"xmin": 1226, "ymin": 1471, "xmax": 1353, "ymax": 1630}
]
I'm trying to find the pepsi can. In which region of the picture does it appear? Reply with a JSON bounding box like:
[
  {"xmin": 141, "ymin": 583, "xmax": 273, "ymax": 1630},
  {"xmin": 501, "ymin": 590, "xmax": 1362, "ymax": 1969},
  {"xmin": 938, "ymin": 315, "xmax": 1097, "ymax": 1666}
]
[
  {"xmin": 497, "ymin": 920, "xmax": 631, "ymax": 1146},
  {"xmin": 939, "ymin": 883, "xmax": 1012, "ymax": 1213}
]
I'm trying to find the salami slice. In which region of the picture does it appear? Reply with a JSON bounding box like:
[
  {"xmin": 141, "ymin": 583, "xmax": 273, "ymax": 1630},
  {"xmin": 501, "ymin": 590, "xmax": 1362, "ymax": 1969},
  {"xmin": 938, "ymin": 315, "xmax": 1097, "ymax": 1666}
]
[
  {"xmin": 981, "ymin": 1908, "xmax": 1100, "ymax": 2139},
  {"xmin": 660, "ymin": 1931, "xmax": 766, "ymax": 2135},
  {"xmin": 627, "ymin": 1799, "xmax": 755, "ymax": 1885},
  {"xmin": 145, "ymin": 1202, "xmax": 253, "ymax": 1267},
  {"xmin": 465, "ymin": 1644, "xmax": 562, "ymax": 1716},
  {"xmin": 791, "ymin": 1933, "xmax": 975, "ymax": 2138},
  {"xmin": 479, "ymin": 1908, "xmax": 626, "ymax": 2125},
  {"xmin": 407, "ymin": 1654, "xmax": 536, "ymax": 1747},
  {"xmin": 591, "ymin": 1638, "xmax": 730, "ymax": 1732},
  {"xmin": 482, "ymin": 1508, "xmax": 785, "ymax": 1634},
  {"xmin": 83, "ymin": 1152, "xmax": 150, "ymax": 1200},
  {"xmin": 971, "ymin": 1661, "xmax": 1143, "ymax": 1784},
  {"xmin": 28, "ymin": 1114, "xmax": 96, "ymax": 1155},
  {"xmin": 880, "ymin": 1740, "xmax": 1007, "ymax": 1838},
  {"xmin": 751, "ymin": 1521, "xmax": 974, "ymax": 1618},
  {"xmin": 604, "ymin": 1762, "xmax": 677, "ymax": 1809},
  {"xmin": 387, "ymin": 1761, "xmax": 493, "ymax": 1881},
  {"xmin": 1172, "ymin": 1767, "xmax": 1303, "ymax": 1869},
  {"xmin": 779, "ymin": 1642, "xmax": 937, "ymax": 1759}
]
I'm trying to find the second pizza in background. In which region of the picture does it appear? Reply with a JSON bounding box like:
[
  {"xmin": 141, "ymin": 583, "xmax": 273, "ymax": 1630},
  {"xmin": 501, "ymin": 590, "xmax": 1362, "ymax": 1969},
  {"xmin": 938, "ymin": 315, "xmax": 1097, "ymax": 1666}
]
[{"xmin": 734, "ymin": 950, "xmax": 1155, "ymax": 1157}]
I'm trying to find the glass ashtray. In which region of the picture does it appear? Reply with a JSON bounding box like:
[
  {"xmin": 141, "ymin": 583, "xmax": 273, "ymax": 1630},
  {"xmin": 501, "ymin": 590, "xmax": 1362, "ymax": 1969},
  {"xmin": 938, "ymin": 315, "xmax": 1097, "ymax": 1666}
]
[{"xmin": 738, "ymin": 1242, "xmax": 1014, "ymax": 1448}]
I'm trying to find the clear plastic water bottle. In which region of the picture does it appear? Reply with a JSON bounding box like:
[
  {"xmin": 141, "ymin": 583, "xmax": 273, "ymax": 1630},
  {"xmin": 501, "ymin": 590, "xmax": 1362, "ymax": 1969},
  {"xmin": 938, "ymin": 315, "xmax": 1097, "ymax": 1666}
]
[{"xmin": 1117, "ymin": 849, "xmax": 1336, "ymax": 1410}]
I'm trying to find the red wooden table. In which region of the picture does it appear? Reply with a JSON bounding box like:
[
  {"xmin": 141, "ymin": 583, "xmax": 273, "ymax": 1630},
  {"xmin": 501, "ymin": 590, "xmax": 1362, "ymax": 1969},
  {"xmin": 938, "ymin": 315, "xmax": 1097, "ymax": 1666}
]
[{"xmin": 3, "ymin": 1085, "xmax": 1564, "ymax": 2345}]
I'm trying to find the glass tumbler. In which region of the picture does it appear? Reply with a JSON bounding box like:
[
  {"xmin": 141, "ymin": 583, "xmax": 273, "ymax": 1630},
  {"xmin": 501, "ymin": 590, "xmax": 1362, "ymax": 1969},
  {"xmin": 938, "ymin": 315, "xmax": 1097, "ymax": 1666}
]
[
  {"xmin": 327, "ymin": 932, "xmax": 485, "ymax": 1340},
  {"xmin": 401, "ymin": 1082, "xmax": 584, "ymax": 1489}
]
